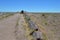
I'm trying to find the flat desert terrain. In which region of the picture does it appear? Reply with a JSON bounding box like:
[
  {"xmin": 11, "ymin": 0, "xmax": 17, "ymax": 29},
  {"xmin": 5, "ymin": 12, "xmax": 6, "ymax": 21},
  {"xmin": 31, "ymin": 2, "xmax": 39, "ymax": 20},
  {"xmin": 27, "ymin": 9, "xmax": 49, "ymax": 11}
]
[
  {"xmin": 27, "ymin": 13, "xmax": 60, "ymax": 40},
  {"xmin": 0, "ymin": 12, "xmax": 60, "ymax": 40}
]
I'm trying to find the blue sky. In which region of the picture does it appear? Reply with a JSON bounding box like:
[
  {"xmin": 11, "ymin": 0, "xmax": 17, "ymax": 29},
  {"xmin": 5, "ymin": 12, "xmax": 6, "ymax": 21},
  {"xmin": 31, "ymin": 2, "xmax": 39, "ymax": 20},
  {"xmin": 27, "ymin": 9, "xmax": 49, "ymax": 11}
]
[{"xmin": 0, "ymin": 0, "xmax": 60, "ymax": 12}]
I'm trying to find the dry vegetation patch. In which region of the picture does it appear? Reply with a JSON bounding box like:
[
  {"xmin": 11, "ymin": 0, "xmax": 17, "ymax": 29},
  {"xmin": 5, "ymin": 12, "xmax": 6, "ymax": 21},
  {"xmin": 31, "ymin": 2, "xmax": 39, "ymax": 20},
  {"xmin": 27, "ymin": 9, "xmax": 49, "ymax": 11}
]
[{"xmin": 27, "ymin": 13, "xmax": 60, "ymax": 40}]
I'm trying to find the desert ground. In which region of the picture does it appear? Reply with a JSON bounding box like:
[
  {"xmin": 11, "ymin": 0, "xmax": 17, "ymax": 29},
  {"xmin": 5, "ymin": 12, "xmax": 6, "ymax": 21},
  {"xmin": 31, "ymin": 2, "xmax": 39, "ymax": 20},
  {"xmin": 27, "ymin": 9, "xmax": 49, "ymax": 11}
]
[
  {"xmin": 0, "ymin": 12, "xmax": 60, "ymax": 40},
  {"xmin": 27, "ymin": 13, "xmax": 60, "ymax": 40},
  {"xmin": 0, "ymin": 13, "xmax": 28, "ymax": 40}
]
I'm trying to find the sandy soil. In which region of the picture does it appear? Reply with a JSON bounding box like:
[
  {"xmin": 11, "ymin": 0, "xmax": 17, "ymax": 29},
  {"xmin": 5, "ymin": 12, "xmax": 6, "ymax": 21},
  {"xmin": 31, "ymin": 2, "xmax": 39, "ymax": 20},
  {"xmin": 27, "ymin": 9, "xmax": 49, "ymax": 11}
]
[{"xmin": 0, "ymin": 13, "xmax": 27, "ymax": 40}]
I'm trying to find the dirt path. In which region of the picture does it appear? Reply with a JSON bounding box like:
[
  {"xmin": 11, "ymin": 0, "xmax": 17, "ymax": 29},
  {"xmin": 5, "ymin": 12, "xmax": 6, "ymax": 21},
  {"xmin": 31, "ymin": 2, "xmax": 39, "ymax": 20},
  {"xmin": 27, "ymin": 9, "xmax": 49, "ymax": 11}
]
[
  {"xmin": 15, "ymin": 14, "xmax": 28, "ymax": 40},
  {"xmin": 0, "ymin": 13, "xmax": 27, "ymax": 40}
]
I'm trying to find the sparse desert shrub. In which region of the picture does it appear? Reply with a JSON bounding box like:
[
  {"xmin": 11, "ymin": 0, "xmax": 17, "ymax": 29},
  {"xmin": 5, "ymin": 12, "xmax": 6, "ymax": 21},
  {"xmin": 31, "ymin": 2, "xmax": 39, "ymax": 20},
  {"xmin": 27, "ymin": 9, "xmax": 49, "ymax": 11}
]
[
  {"xmin": 42, "ymin": 14, "xmax": 47, "ymax": 18},
  {"xmin": 44, "ymin": 22, "xmax": 48, "ymax": 25},
  {"xmin": 42, "ymin": 14, "xmax": 45, "ymax": 16},
  {"xmin": 20, "ymin": 10, "xmax": 24, "ymax": 14}
]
